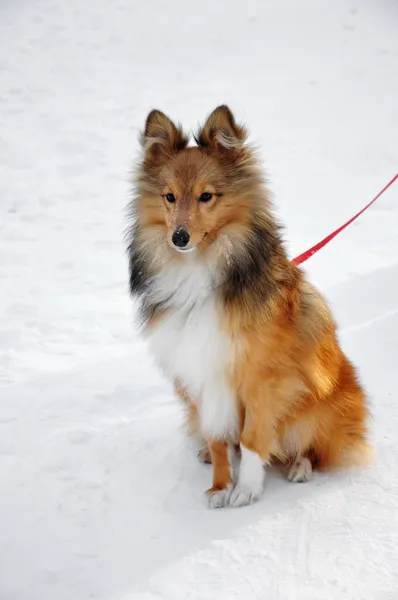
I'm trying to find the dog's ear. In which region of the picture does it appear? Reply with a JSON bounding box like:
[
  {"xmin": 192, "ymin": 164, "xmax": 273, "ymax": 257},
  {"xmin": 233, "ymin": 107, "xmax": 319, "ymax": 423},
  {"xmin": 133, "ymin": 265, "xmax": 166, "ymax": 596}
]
[
  {"xmin": 141, "ymin": 110, "xmax": 188, "ymax": 160},
  {"xmin": 195, "ymin": 105, "xmax": 247, "ymax": 155}
]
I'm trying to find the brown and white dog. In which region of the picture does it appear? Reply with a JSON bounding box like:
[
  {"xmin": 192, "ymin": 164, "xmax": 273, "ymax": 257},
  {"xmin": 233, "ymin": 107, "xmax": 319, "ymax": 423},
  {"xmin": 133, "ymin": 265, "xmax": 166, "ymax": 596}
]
[{"xmin": 127, "ymin": 105, "xmax": 371, "ymax": 508}]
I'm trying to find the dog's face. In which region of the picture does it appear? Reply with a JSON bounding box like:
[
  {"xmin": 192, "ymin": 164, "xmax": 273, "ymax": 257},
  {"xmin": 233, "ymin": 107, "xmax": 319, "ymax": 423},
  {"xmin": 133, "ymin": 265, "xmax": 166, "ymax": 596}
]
[{"xmin": 137, "ymin": 106, "xmax": 253, "ymax": 255}]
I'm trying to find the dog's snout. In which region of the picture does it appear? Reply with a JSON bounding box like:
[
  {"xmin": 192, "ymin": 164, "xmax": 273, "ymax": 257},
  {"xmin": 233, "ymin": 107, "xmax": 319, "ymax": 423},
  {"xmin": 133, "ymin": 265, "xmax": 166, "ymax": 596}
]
[{"xmin": 172, "ymin": 228, "xmax": 190, "ymax": 248}]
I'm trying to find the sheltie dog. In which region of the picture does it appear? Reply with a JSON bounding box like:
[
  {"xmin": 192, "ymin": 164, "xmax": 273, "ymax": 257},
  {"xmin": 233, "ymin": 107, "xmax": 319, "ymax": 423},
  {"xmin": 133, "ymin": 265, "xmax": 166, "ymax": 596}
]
[{"xmin": 127, "ymin": 105, "xmax": 371, "ymax": 508}]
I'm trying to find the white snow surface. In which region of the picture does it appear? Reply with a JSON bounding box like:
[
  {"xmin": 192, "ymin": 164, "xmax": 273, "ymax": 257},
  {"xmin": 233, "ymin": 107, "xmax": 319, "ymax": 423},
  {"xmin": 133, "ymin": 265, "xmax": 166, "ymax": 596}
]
[{"xmin": 1, "ymin": 0, "xmax": 398, "ymax": 598}]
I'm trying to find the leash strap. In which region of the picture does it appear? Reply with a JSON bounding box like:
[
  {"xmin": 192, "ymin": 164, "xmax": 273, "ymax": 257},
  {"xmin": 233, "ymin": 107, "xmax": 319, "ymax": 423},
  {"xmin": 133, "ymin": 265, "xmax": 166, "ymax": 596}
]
[{"xmin": 292, "ymin": 173, "xmax": 398, "ymax": 265}]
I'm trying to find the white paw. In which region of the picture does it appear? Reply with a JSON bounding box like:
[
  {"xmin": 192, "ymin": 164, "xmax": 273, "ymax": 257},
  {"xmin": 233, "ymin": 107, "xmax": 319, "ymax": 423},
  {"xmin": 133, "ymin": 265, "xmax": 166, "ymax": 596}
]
[
  {"xmin": 205, "ymin": 484, "xmax": 233, "ymax": 509},
  {"xmin": 228, "ymin": 446, "xmax": 265, "ymax": 507},
  {"xmin": 229, "ymin": 483, "xmax": 263, "ymax": 507},
  {"xmin": 288, "ymin": 457, "xmax": 312, "ymax": 483}
]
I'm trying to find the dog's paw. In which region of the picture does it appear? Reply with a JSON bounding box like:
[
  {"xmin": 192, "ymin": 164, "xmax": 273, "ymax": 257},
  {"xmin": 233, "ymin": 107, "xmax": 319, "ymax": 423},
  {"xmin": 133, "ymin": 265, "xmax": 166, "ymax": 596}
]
[
  {"xmin": 228, "ymin": 483, "xmax": 263, "ymax": 508},
  {"xmin": 198, "ymin": 445, "xmax": 212, "ymax": 464},
  {"xmin": 288, "ymin": 457, "xmax": 312, "ymax": 483},
  {"xmin": 205, "ymin": 484, "xmax": 233, "ymax": 509}
]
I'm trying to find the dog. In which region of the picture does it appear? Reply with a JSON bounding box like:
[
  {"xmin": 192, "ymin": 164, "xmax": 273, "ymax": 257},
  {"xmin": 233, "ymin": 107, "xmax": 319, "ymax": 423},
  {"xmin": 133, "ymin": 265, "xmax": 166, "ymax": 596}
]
[{"xmin": 127, "ymin": 105, "xmax": 371, "ymax": 508}]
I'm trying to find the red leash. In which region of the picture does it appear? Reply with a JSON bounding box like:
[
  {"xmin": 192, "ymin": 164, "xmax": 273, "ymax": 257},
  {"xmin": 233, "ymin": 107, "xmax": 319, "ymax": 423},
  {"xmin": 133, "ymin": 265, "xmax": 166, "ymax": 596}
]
[{"xmin": 292, "ymin": 173, "xmax": 398, "ymax": 266}]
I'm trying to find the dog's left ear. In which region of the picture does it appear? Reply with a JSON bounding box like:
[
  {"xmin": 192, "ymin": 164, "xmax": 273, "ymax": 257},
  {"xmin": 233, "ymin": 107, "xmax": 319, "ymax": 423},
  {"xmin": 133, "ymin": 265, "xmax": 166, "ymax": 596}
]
[{"xmin": 195, "ymin": 105, "xmax": 247, "ymax": 155}]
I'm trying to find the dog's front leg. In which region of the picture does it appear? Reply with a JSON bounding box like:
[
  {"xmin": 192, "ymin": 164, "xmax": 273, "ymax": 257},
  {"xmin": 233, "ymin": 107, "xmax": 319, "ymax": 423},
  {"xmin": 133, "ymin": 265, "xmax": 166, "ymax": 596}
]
[
  {"xmin": 205, "ymin": 440, "xmax": 234, "ymax": 508},
  {"xmin": 200, "ymin": 377, "xmax": 239, "ymax": 508},
  {"xmin": 229, "ymin": 390, "xmax": 276, "ymax": 508}
]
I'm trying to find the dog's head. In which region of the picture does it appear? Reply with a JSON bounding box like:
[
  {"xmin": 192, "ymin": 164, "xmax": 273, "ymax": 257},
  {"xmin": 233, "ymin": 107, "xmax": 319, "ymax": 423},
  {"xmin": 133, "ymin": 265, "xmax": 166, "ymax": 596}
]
[{"xmin": 135, "ymin": 105, "xmax": 260, "ymax": 255}]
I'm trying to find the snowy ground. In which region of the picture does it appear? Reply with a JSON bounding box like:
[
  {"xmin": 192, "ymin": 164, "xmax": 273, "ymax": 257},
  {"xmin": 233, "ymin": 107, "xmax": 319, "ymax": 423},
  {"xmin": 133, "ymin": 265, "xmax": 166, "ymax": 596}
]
[{"xmin": 1, "ymin": 0, "xmax": 398, "ymax": 598}]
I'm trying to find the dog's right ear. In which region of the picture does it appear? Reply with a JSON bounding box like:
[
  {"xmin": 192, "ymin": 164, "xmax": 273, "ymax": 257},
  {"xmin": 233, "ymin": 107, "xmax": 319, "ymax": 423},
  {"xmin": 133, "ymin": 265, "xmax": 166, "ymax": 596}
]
[
  {"xmin": 141, "ymin": 110, "xmax": 188, "ymax": 160},
  {"xmin": 195, "ymin": 105, "xmax": 247, "ymax": 157}
]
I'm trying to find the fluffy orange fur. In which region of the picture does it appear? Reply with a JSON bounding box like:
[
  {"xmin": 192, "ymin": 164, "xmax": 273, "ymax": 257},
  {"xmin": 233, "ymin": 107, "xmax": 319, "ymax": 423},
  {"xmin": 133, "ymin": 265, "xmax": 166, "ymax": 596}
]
[{"xmin": 128, "ymin": 105, "xmax": 371, "ymax": 507}]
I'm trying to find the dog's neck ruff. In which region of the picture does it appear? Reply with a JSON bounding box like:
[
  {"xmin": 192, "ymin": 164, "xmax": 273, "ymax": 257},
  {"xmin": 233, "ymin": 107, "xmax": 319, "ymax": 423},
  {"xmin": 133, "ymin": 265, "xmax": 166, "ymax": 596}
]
[{"xmin": 148, "ymin": 253, "xmax": 220, "ymax": 312}]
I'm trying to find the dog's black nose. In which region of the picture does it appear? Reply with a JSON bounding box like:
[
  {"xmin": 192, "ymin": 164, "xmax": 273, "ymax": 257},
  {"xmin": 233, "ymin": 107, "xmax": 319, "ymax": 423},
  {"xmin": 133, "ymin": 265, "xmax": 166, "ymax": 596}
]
[{"xmin": 172, "ymin": 228, "xmax": 190, "ymax": 248}]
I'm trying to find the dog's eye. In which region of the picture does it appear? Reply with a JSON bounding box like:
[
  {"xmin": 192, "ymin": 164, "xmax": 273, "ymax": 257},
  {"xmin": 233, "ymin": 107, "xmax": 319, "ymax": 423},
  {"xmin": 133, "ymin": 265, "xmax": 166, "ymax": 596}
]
[
  {"xmin": 199, "ymin": 192, "xmax": 213, "ymax": 203},
  {"xmin": 165, "ymin": 193, "xmax": 175, "ymax": 203}
]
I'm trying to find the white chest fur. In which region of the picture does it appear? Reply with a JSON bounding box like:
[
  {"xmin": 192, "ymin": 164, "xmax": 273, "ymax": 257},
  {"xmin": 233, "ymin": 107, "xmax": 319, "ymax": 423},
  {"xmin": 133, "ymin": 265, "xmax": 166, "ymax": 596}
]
[{"xmin": 146, "ymin": 256, "xmax": 238, "ymax": 441}]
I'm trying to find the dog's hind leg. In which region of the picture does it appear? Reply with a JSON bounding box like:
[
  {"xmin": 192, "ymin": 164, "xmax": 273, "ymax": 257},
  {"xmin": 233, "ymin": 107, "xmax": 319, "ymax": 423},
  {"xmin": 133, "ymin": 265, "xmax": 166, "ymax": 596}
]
[{"xmin": 287, "ymin": 455, "xmax": 313, "ymax": 482}]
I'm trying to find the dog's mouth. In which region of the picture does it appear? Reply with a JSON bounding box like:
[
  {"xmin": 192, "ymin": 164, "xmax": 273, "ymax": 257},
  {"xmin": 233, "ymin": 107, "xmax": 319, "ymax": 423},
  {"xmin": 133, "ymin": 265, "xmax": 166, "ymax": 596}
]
[{"xmin": 173, "ymin": 245, "xmax": 197, "ymax": 254}]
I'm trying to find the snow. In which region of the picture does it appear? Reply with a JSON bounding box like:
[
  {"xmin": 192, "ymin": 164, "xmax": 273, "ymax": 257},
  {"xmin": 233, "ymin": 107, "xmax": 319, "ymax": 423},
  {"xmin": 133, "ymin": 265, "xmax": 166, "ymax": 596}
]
[{"xmin": 0, "ymin": 0, "xmax": 397, "ymax": 598}]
